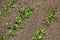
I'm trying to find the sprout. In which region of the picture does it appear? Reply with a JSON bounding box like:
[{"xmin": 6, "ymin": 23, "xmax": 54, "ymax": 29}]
[
  {"xmin": 16, "ymin": 16, "xmax": 24, "ymax": 29},
  {"xmin": 16, "ymin": 16, "xmax": 23, "ymax": 24},
  {"xmin": 0, "ymin": 35, "xmax": 8, "ymax": 40},
  {"xmin": 4, "ymin": 0, "xmax": 17, "ymax": 11},
  {"xmin": 7, "ymin": 30, "xmax": 19, "ymax": 36},
  {"xmin": 0, "ymin": 0, "xmax": 17, "ymax": 16},
  {"xmin": 11, "ymin": 24, "xmax": 18, "ymax": 30},
  {"xmin": 21, "ymin": 6, "xmax": 35, "ymax": 20},
  {"xmin": 2, "ymin": 22, "xmax": 9, "ymax": 27},
  {"xmin": 46, "ymin": 7, "xmax": 58, "ymax": 26},
  {"xmin": 0, "ymin": 11, "xmax": 2, "ymax": 16},
  {"xmin": 32, "ymin": 29, "xmax": 46, "ymax": 40}
]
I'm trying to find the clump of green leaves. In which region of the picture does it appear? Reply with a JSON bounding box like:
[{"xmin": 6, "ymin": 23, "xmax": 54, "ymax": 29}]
[
  {"xmin": 0, "ymin": 11, "xmax": 2, "ymax": 16},
  {"xmin": 11, "ymin": 24, "xmax": 18, "ymax": 30},
  {"xmin": 15, "ymin": 6, "xmax": 35, "ymax": 28},
  {"xmin": 16, "ymin": 15, "xmax": 24, "ymax": 29},
  {"xmin": 21, "ymin": 6, "xmax": 35, "ymax": 20},
  {"xmin": 32, "ymin": 29, "xmax": 46, "ymax": 40},
  {"xmin": 2, "ymin": 22, "xmax": 9, "ymax": 27},
  {"xmin": 0, "ymin": 35, "xmax": 8, "ymax": 40},
  {"xmin": 16, "ymin": 15, "xmax": 23, "ymax": 25},
  {"xmin": 46, "ymin": 7, "xmax": 58, "ymax": 26},
  {"xmin": 0, "ymin": 0, "xmax": 17, "ymax": 16},
  {"xmin": 7, "ymin": 30, "xmax": 19, "ymax": 36},
  {"xmin": 4, "ymin": 0, "xmax": 17, "ymax": 11}
]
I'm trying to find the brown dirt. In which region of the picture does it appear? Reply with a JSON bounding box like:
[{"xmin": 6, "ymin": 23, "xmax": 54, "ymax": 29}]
[{"xmin": 0, "ymin": 0, "xmax": 60, "ymax": 40}]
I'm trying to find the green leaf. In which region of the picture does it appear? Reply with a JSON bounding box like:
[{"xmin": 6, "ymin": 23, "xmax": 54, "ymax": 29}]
[
  {"xmin": 0, "ymin": 11, "xmax": 2, "ymax": 16},
  {"xmin": 8, "ymin": 30, "xmax": 19, "ymax": 36},
  {"xmin": 0, "ymin": 35, "xmax": 8, "ymax": 40},
  {"xmin": 16, "ymin": 16, "xmax": 22, "ymax": 23},
  {"xmin": 32, "ymin": 29, "xmax": 46, "ymax": 40},
  {"xmin": 11, "ymin": 24, "xmax": 18, "ymax": 30},
  {"xmin": 46, "ymin": 7, "xmax": 58, "ymax": 26},
  {"xmin": 21, "ymin": 6, "xmax": 35, "ymax": 19}
]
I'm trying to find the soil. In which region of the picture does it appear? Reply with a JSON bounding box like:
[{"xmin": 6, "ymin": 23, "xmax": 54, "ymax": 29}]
[{"xmin": 0, "ymin": 0, "xmax": 60, "ymax": 40}]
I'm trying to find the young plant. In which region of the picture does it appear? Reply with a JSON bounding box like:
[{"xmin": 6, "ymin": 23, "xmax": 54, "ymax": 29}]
[
  {"xmin": 32, "ymin": 29, "xmax": 46, "ymax": 40},
  {"xmin": 16, "ymin": 16, "xmax": 24, "ymax": 29},
  {"xmin": 2, "ymin": 22, "xmax": 9, "ymax": 27},
  {"xmin": 21, "ymin": 6, "xmax": 35, "ymax": 20},
  {"xmin": 0, "ymin": 0, "xmax": 17, "ymax": 16},
  {"xmin": 0, "ymin": 35, "xmax": 8, "ymax": 40},
  {"xmin": 7, "ymin": 30, "xmax": 19, "ymax": 36},
  {"xmin": 11, "ymin": 24, "xmax": 18, "ymax": 30},
  {"xmin": 46, "ymin": 7, "xmax": 58, "ymax": 26},
  {"xmin": 16, "ymin": 15, "xmax": 23, "ymax": 24},
  {"xmin": 4, "ymin": 0, "xmax": 17, "ymax": 11}
]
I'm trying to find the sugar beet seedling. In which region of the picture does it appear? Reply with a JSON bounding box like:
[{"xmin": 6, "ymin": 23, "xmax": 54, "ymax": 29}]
[
  {"xmin": 46, "ymin": 7, "xmax": 58, "ymax": 26},
  {"xmin": 0, "ymin": 0, "xmax": 17, "ymax": 16},
  {"xmin": 7, "ymin": 30, "xmax": 19, "ymax": 36},
  {"xmin": 16, "ymin": 15, "xmax": 24, "ymax": 29},
  {"xmin": 32, "ymin": 29, "xmax": 46, "ymax": 40},
  {"xmin": 0, "ymin": 35, "xmax": 8, "ymax": 40},
  {"xmin": 4, "ymin": 0, "xmax": 17, "ymax": 11},
  {"xmin": 10, "ymin": 24, "xmax": 18, "ymax": 30},
  {"xmin": 21, "ymin": 6, "xmax": 35, "ymax": 20}
]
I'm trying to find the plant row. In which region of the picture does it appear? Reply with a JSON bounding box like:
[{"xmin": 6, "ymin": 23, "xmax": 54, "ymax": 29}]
[{"xmin": 0, "ymin": 6, "xmax": 35, "ymax": 40}]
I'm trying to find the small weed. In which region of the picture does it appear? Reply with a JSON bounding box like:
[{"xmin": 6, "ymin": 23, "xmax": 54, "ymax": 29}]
[
  {"xmin": 7, "ymin": 30, "xmax": 19, "ymax": 36},
  {"xmin": 11, "ymin": 24, "xmax": 18, "ymax": 30},
  {"xmin": 32, "ymin": 29, "xmax": 46, "ymax": 40},
  {"xmin": 16, "ymin": 15, "xmax": 24, "ymax": 29},
  {"xmin": 2, "ymin": 22, "xmax": 9, "ymax": 27},
  {"xmin": 16, "ymin": 16, "xmax": 23, "ymax": 25},
  {"xmin": 0, "ymin": 35, "xmax": 8, "ymax": 40},
  {"xmin": 0, "ymin": 11, "xmax": 2, "ymax": 16},
  {"xmin": 4, "ymin": 0, "xmax": 17, "ymax": 11},
  {"xmin": 21, "ymin": 6, "xmax": 35, "ymax": 20},
  {"xmin": 46, "ymin": 7, "xmax": 58, "ymax": 26},
  {"xmin": 0, "ymin": 0, "xmax": 17, "ymax": 16}
]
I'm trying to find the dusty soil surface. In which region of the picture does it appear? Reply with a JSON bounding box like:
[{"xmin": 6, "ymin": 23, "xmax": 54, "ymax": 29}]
[{"xmin": 0, "ymin": 0, "xmax": 60, "ymax": 40}]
